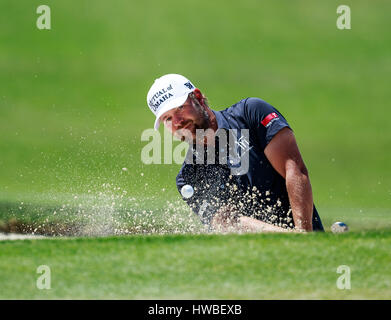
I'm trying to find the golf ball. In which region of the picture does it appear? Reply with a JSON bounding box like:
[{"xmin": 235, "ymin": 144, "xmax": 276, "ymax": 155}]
[
  {"xmin": 181, "ymin": 184, "xmax": 194, "ymax": 199},
  {"xmin": 331, "ymin": 221, "xmax": 349, "ymax": 233}
]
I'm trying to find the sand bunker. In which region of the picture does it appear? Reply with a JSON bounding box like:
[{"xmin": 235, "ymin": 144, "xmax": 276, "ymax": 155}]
[{"xmin": 0, "ymin": 232, "xmax": 46, "ymax": 241}]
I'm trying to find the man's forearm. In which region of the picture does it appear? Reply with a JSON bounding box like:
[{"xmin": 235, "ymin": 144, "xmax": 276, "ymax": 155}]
[
  {"xmin": 238, "ymin": 216, "xmax": 293, "ymax": 233},
  {"xmin": 285, "ymin": 166, "xmax": 314, "ymax": 231},
  {"xmin": 211, "ymin": 207, "xmax": 294, "ymax": 233}
]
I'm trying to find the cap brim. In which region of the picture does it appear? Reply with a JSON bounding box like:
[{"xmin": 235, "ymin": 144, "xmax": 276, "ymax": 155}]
[{"xmin": 153, "ymin": 94, "xmax": 190, "ymax": 130}]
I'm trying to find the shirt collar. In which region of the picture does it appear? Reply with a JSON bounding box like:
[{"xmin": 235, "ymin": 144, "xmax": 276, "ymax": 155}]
[{"xmin": 212, "ymin": 110, "xmax": 230, "ymax": 130}]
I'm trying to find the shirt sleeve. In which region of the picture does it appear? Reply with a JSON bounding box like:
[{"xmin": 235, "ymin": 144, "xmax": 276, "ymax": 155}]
[{"xmin": 243, "ymin": 97, "xmax": 291, "ymax": 149}]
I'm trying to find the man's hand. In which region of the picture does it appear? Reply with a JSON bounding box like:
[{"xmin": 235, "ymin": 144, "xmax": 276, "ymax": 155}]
[{"xmin": 264, "ymin": 127, "xmax": 314, "ymax": 231}]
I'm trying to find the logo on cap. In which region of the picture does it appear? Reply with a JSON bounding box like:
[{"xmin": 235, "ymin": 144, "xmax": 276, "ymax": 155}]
[
  {"xmin": 184, "ymin": 81, "xmax": 194, "ymax": 90},
  {"xmin": 147, "ymin": 74, "xmax": 196, "ymax": 130},
  {"xmin": 148, "ymin": 84, "xmax": 174, "ymax": 112}
]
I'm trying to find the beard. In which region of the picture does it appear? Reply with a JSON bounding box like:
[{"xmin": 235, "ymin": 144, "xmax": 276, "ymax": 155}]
[
  {"xmin": 172, "ymin": 102, "xmax": 212, "ymax": 144},
  {"xmin": 178, "ymin": 116, "xmax": 211, "ymax": 144}
]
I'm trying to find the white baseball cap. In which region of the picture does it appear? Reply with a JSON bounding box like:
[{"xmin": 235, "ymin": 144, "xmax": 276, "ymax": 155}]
[{"xmin": 147, "ymin": 74, "xmax": 196, "ymax": 130}]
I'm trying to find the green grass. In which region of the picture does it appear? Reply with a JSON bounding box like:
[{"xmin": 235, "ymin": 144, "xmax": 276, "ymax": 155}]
[
  {"xmin": 1, "ymin": 231, "xmax": 391, "ymax": 299},
  {"xmin": 0, "ymin": 0, "xmax": 390, "ymax": 299}
]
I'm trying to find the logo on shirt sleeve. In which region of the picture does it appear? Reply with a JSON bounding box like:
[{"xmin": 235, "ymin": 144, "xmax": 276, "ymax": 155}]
[{"xmin": 261, "ymin": 112, "xmax": 279, "ymax": 127}]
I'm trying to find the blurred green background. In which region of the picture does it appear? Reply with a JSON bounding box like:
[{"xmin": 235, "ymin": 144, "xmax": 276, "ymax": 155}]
[{"xmin": 0, "ymin": 0, "xmax": 390, "ymax": 230}]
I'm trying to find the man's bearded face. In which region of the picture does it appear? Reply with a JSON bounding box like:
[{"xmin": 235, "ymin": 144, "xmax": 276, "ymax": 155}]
[{"xmin": 160, "ymin": 96, "xmax": 210, "ymax": 143}]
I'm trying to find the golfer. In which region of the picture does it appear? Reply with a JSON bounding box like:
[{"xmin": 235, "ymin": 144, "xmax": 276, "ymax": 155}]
[{"xmin": 147, "ymin": 74, "xmax": 324, "ymax": 232}]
